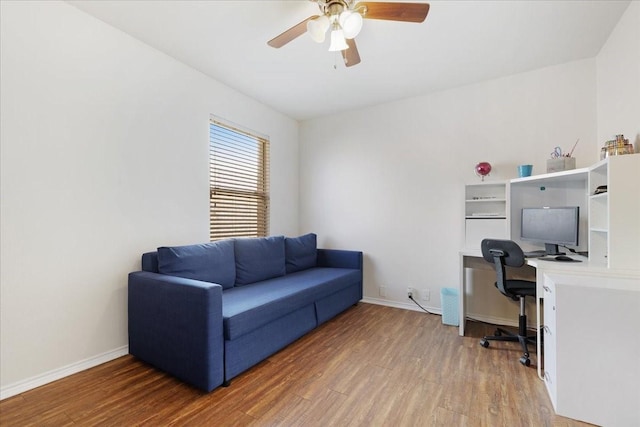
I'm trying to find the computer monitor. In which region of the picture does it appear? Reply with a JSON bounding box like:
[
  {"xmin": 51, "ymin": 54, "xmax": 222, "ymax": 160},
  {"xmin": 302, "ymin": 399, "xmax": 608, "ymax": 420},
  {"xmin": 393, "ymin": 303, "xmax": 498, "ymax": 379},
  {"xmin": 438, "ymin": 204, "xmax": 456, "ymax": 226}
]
[{"xmin": 520, "ymin": 206, "xmax": 579, "ymax": 255}]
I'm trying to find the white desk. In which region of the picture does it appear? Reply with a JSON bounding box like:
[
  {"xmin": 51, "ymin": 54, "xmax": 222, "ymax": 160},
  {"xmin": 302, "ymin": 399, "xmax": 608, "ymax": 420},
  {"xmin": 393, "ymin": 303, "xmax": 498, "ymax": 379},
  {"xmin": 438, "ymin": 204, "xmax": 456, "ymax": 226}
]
[
  {"xmin": 458, "ymin": 249, "xmax": 591, "ymax": 337},
  {"xmin": 535, "ymin": 268, "xmax": 640, "ymax": 426},
  {"xmin": 458, "ymin": 249, "xmax": 539, "ymax": 336},
  {"xmin": 526, "ymin": 254, "xmax": 599, "ymax": 380},
  {"xmin": 459, "ymin": 250, "xmax": 640, "ymax": 426},
  {"xmin": 458, "ymin": 249, "xmax": 489, "ymax": 336}
]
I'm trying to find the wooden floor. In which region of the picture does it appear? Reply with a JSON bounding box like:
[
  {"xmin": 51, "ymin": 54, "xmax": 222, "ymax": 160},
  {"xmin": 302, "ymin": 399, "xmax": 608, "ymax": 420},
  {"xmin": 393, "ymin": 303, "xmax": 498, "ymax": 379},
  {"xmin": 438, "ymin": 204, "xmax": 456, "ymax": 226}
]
[{"xmin": 1, "ymin": 303, "xmax": 592, "ymax": 426}]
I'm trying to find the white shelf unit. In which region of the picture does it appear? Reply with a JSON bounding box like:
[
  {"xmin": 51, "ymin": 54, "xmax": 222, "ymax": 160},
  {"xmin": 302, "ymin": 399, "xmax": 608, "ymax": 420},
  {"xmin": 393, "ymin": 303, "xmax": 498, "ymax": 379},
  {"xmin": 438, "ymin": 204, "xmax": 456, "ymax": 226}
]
[
  {"xmin": 464, "ymin": 181, "xmax": 509, "ymax": 250},
  {"xmin": 509, "ymin": 168, "xmax": 589, "ymax": 254},
  {"xmin": 588, "ymin": 155, "xmax": 640, "ymax": 269}
]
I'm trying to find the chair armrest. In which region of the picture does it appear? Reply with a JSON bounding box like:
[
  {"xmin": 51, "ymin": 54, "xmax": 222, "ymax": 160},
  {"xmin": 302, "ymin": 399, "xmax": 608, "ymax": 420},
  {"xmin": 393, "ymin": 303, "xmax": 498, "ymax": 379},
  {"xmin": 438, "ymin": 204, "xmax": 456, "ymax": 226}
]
[
  {"xmin": 317, "ymin": 249, "xmax": 363, "ymax": 271},
  {"xmin": 128, "ymin": 271, "xmax": 224, "ymax": 391}
]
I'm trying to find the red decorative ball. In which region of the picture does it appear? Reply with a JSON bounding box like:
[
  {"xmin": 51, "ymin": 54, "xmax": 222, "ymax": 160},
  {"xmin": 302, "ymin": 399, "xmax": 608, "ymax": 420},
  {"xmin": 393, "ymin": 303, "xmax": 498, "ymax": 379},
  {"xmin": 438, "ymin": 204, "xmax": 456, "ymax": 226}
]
[{"xmin": 475, "ymin": 162, "xmax": 492, "ymax": 180}]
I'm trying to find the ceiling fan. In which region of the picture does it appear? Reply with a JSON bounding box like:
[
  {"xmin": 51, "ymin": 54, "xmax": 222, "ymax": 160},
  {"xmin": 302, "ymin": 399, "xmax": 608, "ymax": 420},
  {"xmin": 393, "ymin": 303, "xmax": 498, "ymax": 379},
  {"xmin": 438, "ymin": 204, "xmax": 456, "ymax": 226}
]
[{"xmin": 267, "ymin": 1, "xmax": 430, "ymax": 67}]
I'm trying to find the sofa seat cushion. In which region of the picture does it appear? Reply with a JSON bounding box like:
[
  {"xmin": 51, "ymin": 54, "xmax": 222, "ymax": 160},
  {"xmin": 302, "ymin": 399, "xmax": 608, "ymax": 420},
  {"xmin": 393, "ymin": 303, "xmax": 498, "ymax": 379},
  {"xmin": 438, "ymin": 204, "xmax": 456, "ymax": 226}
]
[{"xmin": 222, "ymin": 267, "xmax": 360, "ymax": 340}]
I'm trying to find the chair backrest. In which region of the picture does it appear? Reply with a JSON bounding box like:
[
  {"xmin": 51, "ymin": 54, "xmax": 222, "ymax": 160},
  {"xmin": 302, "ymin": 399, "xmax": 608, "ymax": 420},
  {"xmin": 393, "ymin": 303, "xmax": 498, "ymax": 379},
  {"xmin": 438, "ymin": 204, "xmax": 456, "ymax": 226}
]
[{"xmin": 480, "ymin": 239, "xmax": 526, "ymax": 297}]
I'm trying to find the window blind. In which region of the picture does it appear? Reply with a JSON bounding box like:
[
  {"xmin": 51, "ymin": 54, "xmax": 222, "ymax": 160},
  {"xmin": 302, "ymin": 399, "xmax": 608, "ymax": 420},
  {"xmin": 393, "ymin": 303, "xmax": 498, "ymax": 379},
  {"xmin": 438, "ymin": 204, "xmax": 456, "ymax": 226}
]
[{"xmin": 209, "ymin": 119, "xmax": 269, "ymax": 240}]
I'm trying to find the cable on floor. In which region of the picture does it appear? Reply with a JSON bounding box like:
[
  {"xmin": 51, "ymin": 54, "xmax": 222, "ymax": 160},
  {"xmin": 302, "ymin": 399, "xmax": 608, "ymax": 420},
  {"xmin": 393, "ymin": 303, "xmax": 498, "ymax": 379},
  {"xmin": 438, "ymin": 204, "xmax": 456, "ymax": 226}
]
[{"xmin": 408, "ymin": 294, "xmax": 437, "ymax": 315}]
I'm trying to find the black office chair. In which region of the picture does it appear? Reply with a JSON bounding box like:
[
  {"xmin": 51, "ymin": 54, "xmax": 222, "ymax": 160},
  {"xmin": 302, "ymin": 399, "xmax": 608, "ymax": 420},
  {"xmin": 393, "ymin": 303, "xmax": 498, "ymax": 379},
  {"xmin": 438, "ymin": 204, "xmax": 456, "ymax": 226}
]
[{"xmin": 479, "ymin": 239, "xmax": 537, "ymax": 366}]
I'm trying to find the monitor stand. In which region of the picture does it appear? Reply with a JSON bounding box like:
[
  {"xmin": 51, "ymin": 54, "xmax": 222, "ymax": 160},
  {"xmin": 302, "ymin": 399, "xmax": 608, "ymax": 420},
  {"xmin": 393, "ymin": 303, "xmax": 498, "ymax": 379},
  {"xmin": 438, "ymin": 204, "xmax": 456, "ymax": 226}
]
[{"xmin": 545, "ymin": 243, "xmax": 565, "ymax": 256}]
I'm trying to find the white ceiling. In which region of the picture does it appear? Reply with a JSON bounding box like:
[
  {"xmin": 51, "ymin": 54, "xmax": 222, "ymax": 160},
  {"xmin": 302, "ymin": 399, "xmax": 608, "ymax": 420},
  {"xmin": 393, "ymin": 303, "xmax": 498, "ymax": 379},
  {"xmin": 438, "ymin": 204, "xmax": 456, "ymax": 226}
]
[{"xmin": 67, "ymin": 0, "xmax": 630, "ymax": 121}]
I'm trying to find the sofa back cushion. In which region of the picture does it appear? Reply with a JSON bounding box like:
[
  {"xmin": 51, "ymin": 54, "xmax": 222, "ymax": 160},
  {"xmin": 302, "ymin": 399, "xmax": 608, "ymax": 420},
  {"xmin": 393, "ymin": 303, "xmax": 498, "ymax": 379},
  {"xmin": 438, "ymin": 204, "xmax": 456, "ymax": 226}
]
[
  {"xmin": 234, "ymin": 236, "xmax": 286, "ymax": 286},
  {"xmin": 285, "ymin": 233, "xmax": 318, "ymax": 273},
  {"xmin": 157, "ymin": 240, "xmax": 236, "ymax": 289}
]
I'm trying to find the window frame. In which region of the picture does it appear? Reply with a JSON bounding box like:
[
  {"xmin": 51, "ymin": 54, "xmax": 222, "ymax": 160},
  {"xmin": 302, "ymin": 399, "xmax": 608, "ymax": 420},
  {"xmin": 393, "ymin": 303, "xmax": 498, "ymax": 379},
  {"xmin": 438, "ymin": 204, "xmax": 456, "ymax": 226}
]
[{"xmin": 209, "ymin": 117, "xmax": 270, "ymax": 240}]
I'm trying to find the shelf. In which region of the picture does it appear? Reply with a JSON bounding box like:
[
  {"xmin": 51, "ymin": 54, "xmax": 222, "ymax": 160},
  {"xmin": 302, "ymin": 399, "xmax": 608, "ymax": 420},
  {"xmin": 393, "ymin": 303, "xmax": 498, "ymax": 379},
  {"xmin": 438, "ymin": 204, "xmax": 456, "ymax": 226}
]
[
  {"xmin": 465, "ymin": 180, "xmax": 508, "ymax": 187},
  {"xmin": 465, "ymin": 198, "xmax": 506, "ymax": 203},
  {"xmin": 587, "ymin": 154, "xmax": 640, "ymax": 270},
  {"xmin": 589, "ymin": 157, "xmax": 608, "ymax": 173},
  {"xmin": 589, "ymin": 228, "xmax": 608, "ymax": 233},
  {"xmin": 511, "ymin": 167, "xmax": 589, "ymax": 185},
  {"xmin": 589, "ymin": 193, "xmax": 608, "ymax": 200},
  {"xmin": 464, "ymin": 181, "xmax": 509, "ymax": 249}
]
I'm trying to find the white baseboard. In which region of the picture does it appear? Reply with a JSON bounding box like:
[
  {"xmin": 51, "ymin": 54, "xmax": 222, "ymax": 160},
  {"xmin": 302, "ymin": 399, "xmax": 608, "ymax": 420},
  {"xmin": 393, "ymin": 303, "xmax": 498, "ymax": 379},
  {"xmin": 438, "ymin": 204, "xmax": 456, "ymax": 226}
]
[
  {"xmin": 362, "ymin": 297, "xmax": 442, "ymax": 315},
  {"xmin": 1, "ymin": 345, "xmax": 129, "ymax": 400},
  {"xmin": 464, "ymin": 312, "xmax": 537, "ymax": 330},
  {"xmin": 465, "ymin": 312, "xmax": 517, "ymax": 328},
  {"xmin": 362, "ymin": 299, "xmax": 536, "ymax": 330}
]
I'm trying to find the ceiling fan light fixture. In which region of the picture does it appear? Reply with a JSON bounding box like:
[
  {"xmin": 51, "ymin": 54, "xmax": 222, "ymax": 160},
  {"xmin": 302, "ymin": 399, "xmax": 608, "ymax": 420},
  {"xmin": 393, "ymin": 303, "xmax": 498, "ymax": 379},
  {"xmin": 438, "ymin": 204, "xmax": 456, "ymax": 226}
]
[
  {"xmin": 328, "ymin": 28, "xmax": 349, "ymax": 52},
  {"xmin": 339, "ymin": 10, "xmax": 363, "ymax": 39},
  {"xmin": 307, "ymin": 15, "xmax": 330, "ymax": 43},
  {"xmin": 268, "ymin": 1, "xmax": 430, "ymax": 68}
]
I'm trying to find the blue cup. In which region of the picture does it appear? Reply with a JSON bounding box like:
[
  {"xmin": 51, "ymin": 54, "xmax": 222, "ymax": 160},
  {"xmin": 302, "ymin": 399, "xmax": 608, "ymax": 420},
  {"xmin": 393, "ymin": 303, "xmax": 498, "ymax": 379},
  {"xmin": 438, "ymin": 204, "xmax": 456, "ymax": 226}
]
[{"xmin": 518, "ymin": 164, "xmax": 533, "ymax": 177}]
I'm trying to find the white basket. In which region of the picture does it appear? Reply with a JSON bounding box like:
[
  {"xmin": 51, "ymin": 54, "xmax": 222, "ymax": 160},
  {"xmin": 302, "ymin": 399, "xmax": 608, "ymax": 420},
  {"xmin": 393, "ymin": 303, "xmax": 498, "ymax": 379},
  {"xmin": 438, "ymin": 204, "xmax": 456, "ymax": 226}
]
[{"xmin": 547, "ymin": 157, "xmax": 576, "ymax": 173}]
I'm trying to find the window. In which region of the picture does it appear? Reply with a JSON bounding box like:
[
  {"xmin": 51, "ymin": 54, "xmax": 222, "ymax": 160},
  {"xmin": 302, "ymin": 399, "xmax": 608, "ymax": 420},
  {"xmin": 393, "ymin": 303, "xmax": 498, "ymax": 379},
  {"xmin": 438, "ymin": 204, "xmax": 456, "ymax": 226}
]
[{"xmin": 209, "ymin": 118, "xmax": 269, "ymax": 240}]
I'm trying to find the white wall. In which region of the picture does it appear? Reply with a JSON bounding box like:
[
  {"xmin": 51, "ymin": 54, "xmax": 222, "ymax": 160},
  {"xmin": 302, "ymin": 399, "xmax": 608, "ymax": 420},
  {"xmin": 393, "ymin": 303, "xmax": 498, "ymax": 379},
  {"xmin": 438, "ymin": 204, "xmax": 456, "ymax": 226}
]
[
  {"xmin": 299, "ymin": 59, "xmax": 598, "ymax": 320},
  {"xmin": 597, "ymin": 1, "xmax": 640, "ymax": 148},
  {"xmin": 0, "ymin": 1, "xmax": 299, "ymax": 395},
  {"xmin": 2, "ymin": 0, "xmax": 636, "ymax": 400},
  {"xmin": 299, "ymin": 1, "xmax": 639, "ymax": 320}
]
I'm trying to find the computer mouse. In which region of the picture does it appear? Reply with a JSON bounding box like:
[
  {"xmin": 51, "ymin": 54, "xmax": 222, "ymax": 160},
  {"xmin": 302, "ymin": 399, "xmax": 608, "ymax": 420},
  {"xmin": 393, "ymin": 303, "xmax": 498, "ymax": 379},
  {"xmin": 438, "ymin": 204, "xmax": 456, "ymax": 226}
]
[{"xmin": 555, "ymin": 255, "xmax": 573, "ymax": 261}]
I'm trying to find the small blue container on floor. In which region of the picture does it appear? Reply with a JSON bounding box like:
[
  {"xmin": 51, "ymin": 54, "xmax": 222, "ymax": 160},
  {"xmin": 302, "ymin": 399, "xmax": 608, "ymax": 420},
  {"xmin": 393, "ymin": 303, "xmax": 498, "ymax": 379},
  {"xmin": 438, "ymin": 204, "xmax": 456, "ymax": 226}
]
[{"xmin": 441, "ymin": 287, "xmax": 459, "ymax": 326}]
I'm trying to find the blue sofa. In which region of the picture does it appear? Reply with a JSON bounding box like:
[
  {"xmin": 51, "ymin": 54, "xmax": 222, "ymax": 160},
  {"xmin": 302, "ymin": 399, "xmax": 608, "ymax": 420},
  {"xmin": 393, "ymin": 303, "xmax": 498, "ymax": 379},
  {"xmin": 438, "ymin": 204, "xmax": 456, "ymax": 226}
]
[{"xmin": 128, "ymin": 233, "xmax": 363, "ymax": 392}]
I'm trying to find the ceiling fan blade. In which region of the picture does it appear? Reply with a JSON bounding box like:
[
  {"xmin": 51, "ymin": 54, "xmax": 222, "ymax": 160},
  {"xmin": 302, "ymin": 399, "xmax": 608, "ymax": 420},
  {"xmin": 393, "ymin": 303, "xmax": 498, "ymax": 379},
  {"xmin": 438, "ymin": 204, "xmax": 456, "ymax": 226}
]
[
  {"xmin": 356, "ymin": 2, "xmax": 429, "ymax": 23},
  {"xmin": 342, "ymin": 38, "xmax": 361, "ymax": 67},
  {"xmin": 267, "ymin": 15, "xmax": 319, "ymax": 48}
]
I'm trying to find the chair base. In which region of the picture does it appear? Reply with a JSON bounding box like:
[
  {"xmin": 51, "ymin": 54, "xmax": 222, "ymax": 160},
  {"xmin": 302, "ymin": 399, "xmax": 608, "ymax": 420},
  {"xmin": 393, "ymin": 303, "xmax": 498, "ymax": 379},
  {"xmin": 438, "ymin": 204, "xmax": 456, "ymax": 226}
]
[{"xmin": 480, "ymin": 325, "xmax": 537, "ymax": 366}]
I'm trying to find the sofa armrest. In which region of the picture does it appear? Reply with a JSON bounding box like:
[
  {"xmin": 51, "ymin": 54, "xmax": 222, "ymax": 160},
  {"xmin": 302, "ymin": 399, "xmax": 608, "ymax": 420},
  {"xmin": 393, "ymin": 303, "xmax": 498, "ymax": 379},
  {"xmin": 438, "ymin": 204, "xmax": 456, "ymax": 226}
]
[
  {"xmin": 317, "ymin": 249, "xmax": 363, "ymax": 271},
  {"xmin": 128, "ymin": 271, "xmax": 224, "ymax": 392}
]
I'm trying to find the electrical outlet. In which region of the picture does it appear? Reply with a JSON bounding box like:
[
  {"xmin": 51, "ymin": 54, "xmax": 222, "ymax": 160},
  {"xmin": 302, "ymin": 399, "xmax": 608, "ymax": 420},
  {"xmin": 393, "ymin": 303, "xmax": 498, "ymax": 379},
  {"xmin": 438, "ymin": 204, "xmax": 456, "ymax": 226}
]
[
  {"xmin": 407, "ymin": 287, "xmax": 414, "ymax": 298},
  {"xmin": 379, "ymin": 286, "xmax": 387, "ymax": 298},
  {"xmin": 420, "ymin": 288, "xmax": 431, "ymax": 301}
]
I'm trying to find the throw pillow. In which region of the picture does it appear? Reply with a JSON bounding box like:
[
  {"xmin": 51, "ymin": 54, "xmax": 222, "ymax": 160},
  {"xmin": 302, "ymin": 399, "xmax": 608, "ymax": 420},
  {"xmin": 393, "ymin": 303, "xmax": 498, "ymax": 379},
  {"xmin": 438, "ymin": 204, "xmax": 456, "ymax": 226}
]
[
  {"xmin": 157, "ymin": 240, "xmax": 236, "ymax": 289},
  {"xmin": 285, "ymin": 233, "xmax": 317, "ymax": 273},
  {"xmin": 234, "ymin": 236, "xmax": 286, "ymax": 286}
]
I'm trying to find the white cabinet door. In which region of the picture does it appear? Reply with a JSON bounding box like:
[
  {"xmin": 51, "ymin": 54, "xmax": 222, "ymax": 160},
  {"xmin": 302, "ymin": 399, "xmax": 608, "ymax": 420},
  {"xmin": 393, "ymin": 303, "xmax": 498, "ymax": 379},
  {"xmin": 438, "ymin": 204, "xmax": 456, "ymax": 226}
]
[{"xmin": 544, "ymin": 273, "xmax": 640, "ymax": 426}]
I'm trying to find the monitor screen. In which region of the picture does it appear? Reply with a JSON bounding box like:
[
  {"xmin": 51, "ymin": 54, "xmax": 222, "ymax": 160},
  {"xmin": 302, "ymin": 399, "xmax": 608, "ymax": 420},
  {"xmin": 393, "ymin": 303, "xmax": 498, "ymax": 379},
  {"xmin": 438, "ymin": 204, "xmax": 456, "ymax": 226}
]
[{"xmin": 521, "ymin": 206, "xmax": 579, "ymax": 255}]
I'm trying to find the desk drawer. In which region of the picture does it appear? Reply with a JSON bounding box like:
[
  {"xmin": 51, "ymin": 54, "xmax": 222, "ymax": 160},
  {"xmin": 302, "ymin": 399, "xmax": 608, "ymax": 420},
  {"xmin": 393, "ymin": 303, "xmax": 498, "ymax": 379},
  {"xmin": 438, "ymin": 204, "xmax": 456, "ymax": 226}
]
[
  {"xmin": 542, "ymin": 282, "xmax": 556, "ymax": 328},
  {"xmin": 542, "ymin": 279, "xmax": 557, "ymax": 408}
]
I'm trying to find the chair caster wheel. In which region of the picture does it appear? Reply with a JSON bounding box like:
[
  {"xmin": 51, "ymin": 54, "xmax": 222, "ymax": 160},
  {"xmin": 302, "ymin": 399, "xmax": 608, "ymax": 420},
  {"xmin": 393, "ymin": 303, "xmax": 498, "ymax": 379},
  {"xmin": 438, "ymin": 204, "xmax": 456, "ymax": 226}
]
[
  {"xmin": 519, "ymin": 356, "xmax": 531, "ymax": 366},
  {"xmin": 480, "ymin": 339, "xmax": 489, "ymax": 348}
]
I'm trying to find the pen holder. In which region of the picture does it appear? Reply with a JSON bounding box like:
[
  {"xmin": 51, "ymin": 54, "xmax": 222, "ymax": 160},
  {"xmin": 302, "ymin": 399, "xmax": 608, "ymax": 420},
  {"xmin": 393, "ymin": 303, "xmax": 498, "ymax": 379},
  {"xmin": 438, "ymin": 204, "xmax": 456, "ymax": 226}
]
[{"xmin": 547, "ymin": 157, "xmax": 576, "ymax": 173}]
